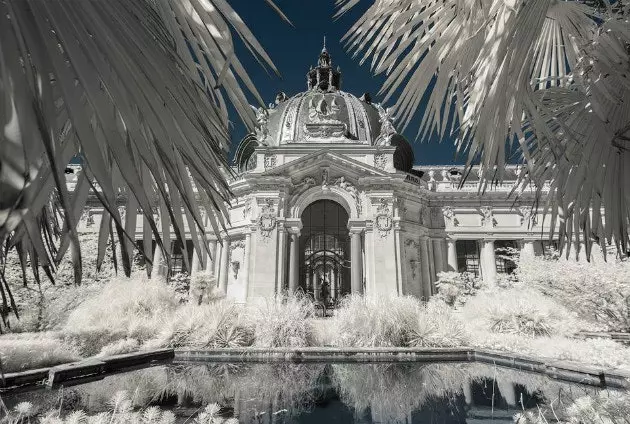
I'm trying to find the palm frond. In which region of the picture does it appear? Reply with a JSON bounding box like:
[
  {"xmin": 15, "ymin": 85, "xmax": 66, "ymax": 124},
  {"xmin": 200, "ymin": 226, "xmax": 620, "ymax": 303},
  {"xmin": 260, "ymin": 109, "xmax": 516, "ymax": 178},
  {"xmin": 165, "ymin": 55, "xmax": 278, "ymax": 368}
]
[
  {"xmin": 0, "ymin": 0, "xmax": 286, "ymax": 328},
  {"xmin": 341, "ymin": 0, "xmax": 630, "ymax": 256}
]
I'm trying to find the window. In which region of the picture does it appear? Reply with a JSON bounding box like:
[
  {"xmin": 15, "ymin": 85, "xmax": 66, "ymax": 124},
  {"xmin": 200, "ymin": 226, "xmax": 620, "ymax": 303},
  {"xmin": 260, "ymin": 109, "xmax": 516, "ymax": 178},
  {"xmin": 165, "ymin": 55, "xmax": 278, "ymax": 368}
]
[
  {"xmin": 456, "ymin": 240, "xmax": 481, "ymax": 276},
  {"xmin": 495, "ymin": 240, "xmax": 517, "ymax": 274}
]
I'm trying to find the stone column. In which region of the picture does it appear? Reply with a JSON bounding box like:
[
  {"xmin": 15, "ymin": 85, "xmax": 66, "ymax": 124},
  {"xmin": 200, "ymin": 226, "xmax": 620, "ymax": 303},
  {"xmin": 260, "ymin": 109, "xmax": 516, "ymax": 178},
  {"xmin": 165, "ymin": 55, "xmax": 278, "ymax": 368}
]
[
  {"xmin": 288, "ymin": 229, "xmax": 300, "ymax": 293},
  {"xmin": 520, "ymin": 240, "xmax": 536, "ymax": 257},
  {"xmin": 350, "ymin": 229, "xmax": 364, "ymax": 295},
  {"xmin": 432, "ymin": 239, "xmax": 446, "ymax": 277},
  {"xmin": 446, "ymin": 239, "xmax": 458, "ymax": 272},
  {"xmin": 151, "ymin": 243, "xmax": 168, "ymax": 280},
  {"xmin": 205, "ymin": 239, "xmax": 218, "ymax": 274},
  {"xmin": 213, "ymin": 241, "xmax": 223, "ymax": 281},
  {"xmin": 481, "ymin": 239, "xmax": 497, "ymax": 285},
  {"xmin": 190, "ymin": 250, "xmax": 202, "ymax": 276},
  {"xmin": 419, "ymin": 236, "xmax": 432, "ymax": 300},
  {"xmin": 218, "ymin": 237, "xmax": 230, "ymax": 294},
  {"xmin": 243, "ymin": 231, "xmax": 252, "ymax": 301},
  {"xmin": 275, "ymin": 223, "xmax": 288, "ymax": 294}
]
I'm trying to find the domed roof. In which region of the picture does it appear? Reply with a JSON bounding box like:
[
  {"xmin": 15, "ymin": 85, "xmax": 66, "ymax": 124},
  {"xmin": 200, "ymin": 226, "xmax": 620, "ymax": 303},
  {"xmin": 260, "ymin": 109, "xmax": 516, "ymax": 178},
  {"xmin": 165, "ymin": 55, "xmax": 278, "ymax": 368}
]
[
  {"xmin": 235, "ymin": 44, "xmax": 415, "ymax": 171},
  {"xmin": 263, "ymin": 89, "xmax": 384, "ymax": 145}
]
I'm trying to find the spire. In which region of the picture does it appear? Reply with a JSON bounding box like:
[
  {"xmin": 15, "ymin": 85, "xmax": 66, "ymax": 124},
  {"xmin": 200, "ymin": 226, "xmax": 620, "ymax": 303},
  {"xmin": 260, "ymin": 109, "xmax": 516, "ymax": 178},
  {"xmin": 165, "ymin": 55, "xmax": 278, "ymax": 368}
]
[{"xmin": 308, "ymin": 41, "xmax": 341, "ymax": 91}]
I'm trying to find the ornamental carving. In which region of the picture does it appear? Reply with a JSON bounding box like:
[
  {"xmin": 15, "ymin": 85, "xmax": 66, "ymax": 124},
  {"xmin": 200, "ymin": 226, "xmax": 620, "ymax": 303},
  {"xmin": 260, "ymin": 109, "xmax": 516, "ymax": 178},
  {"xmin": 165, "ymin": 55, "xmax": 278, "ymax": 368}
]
[
  {"xmin": 242, "ymin": 198, "xmax": 253, "ymax": 219},
  {"xmin": 374, "ymin": 154, "xmax": 388, "ymax": 170},
  {"xmin": 442, "ymin": 206, "xmax": 458, "ymax": 227},
  {"xmin": 374, "ymin": 104, "xmax": 396, "ymax": 146},
  {"xmin": 292, "ymin": 176, "xmax": 317, "ymax": 199},
  {"xmin": 264, "ymin": 153, "xmax": 277, "ymax": 170},
  {"xmin": 480, "ymin": 206, "xmax": 495, "ymax": 227},
  {"xmin": 252, "ymin": 106, "xmax": 270, "ymax": 145},
  {"xmin": 374, "ymin": 198, "xmax": 393, "ymax": 237},
  {"xmin": 304, "ymin": 94, "xmax": 347, "ymax": 140},
  {"xmin": 519, "ymin": 206, "xmax": 535, "ymax": 227},
  {"xmin": 257, "ymin": 199, "xmax": 277, "ymax": 239},
  {"xmin": 333, "ymin": 176, "xmax": 362, "ymax": 215}
]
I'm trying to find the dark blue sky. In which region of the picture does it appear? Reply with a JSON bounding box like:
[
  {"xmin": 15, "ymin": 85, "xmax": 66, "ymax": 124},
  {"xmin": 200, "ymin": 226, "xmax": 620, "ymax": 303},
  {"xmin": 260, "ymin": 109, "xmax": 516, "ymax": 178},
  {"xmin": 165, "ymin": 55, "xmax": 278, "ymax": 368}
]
[{"xmin": 227, "ymin": 0, "xmax": 463, "ymax": 166}]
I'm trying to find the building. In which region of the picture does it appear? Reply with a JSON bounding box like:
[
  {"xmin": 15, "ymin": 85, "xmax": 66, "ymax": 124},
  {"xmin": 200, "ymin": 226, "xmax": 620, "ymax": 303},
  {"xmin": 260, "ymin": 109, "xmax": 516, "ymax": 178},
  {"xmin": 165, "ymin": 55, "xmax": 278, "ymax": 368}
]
[{"xmin": 68, "ymin": 46, "xmax": 585, "ymax": 304}]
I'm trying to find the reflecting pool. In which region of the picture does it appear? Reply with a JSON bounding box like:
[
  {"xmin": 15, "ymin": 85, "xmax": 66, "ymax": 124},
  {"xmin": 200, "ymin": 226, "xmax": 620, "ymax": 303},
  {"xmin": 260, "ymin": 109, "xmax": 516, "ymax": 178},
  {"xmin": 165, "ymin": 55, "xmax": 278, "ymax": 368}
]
[{"xmin": 0, "ymin": 361, "xmax": 617, "ymax": 423}]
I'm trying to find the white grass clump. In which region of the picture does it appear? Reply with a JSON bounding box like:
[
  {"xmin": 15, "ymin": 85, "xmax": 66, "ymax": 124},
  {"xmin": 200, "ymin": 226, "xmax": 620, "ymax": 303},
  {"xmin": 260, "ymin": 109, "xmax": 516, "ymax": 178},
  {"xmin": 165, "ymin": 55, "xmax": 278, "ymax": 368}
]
[
  {"xmin": 328, "ymin": 295, "xmax": 421, "ymax": 347},
  {"xmin": 61, "ymin": 277, "xmax": 179, "ymax": 356},
  {"xmin": 517, "ymin": 254, "xmax": 630, "ymax": 332},
  {"xmin": 0, "ymin": 334, "xmax": 81, "ymax": 372},
  {"xmin": 97, "ymin": 338, "xmax": 141, "ymax": 357},
  {"xmin": 461, "ymin": 288, "xmax": 582, "ymax": 338},
  {"xmin": 409, "ymin": 299, "xmax": 469, "ymax": 347},
  {"xmin": 246, "ymin": 295, "xmax": 315, "ymax": 347},
  {"xmin": 147, "ymin": 301, "xmax": 252, "ymax": 349}
]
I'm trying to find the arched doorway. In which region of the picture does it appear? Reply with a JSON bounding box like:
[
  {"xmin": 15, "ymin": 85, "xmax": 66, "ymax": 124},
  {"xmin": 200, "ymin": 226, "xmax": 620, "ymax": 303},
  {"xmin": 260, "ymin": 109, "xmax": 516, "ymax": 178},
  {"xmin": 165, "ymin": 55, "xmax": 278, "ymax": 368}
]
[{"xmin": 300, "ymin": 200, "xmax": 350, "ymax": 305}]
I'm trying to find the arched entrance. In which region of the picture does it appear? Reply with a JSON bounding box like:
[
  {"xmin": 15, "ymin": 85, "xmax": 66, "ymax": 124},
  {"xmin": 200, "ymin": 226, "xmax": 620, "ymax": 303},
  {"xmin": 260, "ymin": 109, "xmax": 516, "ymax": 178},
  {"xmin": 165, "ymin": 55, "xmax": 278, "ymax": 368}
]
[{"xmin": 300, "ymin": 200, "xmax": 351, "ymax": 305}]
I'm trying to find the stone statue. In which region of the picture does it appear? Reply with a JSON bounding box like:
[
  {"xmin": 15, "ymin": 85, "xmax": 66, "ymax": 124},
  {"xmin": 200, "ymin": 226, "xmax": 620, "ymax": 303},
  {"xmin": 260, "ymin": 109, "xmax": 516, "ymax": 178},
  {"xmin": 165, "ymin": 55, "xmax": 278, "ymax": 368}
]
[
  {"xmin": 375, "ymin": 104, "xmax": 396, "ymax": 145},
  {"xmin": 252, "ymin": 105, "xmax": 269, "ymax": 145}
]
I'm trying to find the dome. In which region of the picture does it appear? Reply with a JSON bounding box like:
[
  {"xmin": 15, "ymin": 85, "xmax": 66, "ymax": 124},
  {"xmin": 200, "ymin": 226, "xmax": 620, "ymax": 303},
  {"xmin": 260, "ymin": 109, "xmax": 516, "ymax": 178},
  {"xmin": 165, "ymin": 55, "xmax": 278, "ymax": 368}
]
[
  {"xmin": 235, "ymin": 44, "xmax": 414, "ymax": 171},
  {"xmin": 259, "ymin": 89, "xmax": 386, "ymax": 145}
]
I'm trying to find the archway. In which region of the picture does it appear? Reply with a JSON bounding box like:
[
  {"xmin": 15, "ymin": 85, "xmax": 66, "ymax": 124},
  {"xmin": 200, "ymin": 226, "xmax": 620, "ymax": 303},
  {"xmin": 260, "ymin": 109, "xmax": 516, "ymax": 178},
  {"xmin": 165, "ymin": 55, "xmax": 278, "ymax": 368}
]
[{"xmin": 300, "ymin": 200, "xmax": 351, "ymax": 305}]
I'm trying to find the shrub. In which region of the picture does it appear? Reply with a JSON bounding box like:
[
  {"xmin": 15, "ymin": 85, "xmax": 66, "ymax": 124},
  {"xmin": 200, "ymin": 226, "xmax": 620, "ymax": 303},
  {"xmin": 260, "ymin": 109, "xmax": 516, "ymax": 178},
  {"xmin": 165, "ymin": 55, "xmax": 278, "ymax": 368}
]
[
  {"xmin": 461, "ymin": 288, "xmax": 581, "ymax": 338},
  {"xmin": 147, "ymin": 301, "xmax": 252, "ymax": 349},
  {"xmin": 4, "ymin": 233, "xmax": 116, "ymax": 333},
  {"xmin": 0, "ymin": 334, "xmax": 81, "ymax": 372},
  {"xmin": 328, "ymin": 295, "xmax": 421, "ymax": 347},
  {"xmin": 61, "ymin": 277, "xmax": 180, "ymax": 356},
  {"xmin": 189, "ymin": 272, "xmax": 223, "ymax": 305},
  {"xmin": 434, "ymin": 271, "xmax": 481, "ymax": 307},
  {"xmin": 409, "ymin": 299, "xmax": 469, "ymax": 347},
  {"xmin": 517, "ymin": 253, "xmax": 630, "ymax": 332},
  {"xmin": 246, "ymin": 295, "xmax": 314, "ymax": 347}
]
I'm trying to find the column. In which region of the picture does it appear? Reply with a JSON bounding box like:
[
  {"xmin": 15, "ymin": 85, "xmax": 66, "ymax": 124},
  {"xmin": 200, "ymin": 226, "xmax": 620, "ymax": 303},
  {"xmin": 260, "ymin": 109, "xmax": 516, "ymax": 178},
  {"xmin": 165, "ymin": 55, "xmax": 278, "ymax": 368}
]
[
  {"xmin": 151, "ymin": 243, "xmax": 168, "ymax": 280},
  {"xmin": 447, "ymin": 239, "xmax": 458, "ymax": 272},
  {"xmin": 275, "ymin": 223, "xmax": 288, "ymax": 294},
  {"xmin": 350, "ymin": 229, "xmax": 363, "ymax": 295},
  {"xmin": 419, "ymin": 236, "xmax": 432, "ymax": 300},
  {"xmin": 427, "ymin": 239, "xmax": 436, "ymax": 287},
  {"xmin": 288, "ymin": 230, "xmax": 300, "ymax": 293},
  {"xmin": 213, "ymin": 240, "xmax": 223, "ymax": 281},
  {"xmin": 190, "ymin": 249, "xmax": 202, "ymax": 276},
  {"xmin": 205, "ymin": 239, "xmax": 218, "ymax": 274},
  {"xmin": 481, "ymin": 239, "xmax": 497, "ymax": 285},
  {"xmin": 520, "ymin": 240, "xmax": 535, "ymax": 257},
  {"xmin": 218, "ymin": 237, "xmax": 230, "ymax": 294},
  {"xmin": 243, "ymin": 232, "xmax": 252, "ymax": 300},
  {"xmin": 432, "ymin": 239, "xmax": 446, "ymax": 277}
]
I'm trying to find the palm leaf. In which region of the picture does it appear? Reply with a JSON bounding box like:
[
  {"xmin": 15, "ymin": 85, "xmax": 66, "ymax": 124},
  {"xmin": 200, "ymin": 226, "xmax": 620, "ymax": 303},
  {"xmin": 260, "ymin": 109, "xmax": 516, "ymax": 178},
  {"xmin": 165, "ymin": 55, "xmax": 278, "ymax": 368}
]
[
  {"xmin": 0, "ymin": 0, "xmax": 288, "ymax": 328},
  {"xmin": 340, "ymin": 0, "xmax": 629, "ymax": 257}
]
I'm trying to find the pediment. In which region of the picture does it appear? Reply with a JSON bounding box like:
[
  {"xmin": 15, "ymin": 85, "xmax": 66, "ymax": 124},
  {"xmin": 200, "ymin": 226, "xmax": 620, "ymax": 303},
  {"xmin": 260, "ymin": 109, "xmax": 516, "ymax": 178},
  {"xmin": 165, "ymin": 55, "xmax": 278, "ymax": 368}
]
[{"xmin": 261, "ymin": 150, "xmax": 389, "ymax": 183}]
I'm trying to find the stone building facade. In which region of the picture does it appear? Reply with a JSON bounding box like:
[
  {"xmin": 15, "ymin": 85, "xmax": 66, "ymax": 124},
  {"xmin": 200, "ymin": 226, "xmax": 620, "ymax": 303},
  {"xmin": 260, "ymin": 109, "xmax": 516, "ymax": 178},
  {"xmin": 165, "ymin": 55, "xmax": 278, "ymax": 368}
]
[{"xmin": 67, "ymin": 47, "xmax": 584, "ymax": 304}]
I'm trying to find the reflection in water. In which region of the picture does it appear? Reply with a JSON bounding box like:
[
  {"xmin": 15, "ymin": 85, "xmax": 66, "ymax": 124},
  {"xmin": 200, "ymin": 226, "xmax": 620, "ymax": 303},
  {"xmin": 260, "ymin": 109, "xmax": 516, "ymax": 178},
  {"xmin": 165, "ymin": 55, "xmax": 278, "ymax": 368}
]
[{"xmin": 1, "ymin": 362, "xmax": 609, "ymax": 423}]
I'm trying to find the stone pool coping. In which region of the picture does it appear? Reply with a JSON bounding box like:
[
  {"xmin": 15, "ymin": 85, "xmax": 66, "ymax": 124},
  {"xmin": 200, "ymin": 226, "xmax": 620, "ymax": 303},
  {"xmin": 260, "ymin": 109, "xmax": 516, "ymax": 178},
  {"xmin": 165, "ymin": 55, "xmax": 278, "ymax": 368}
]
[{"xmin": 2, "ymin": 347, "xmax": 629, "ymax": 392}]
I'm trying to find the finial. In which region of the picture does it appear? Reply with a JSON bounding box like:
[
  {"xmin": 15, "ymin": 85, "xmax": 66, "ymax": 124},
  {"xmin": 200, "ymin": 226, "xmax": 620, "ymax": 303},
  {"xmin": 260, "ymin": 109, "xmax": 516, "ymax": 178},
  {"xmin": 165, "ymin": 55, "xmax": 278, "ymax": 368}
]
[{"xmin": 323, "ymin": 36, "xmax": 326, "ymax": 51}]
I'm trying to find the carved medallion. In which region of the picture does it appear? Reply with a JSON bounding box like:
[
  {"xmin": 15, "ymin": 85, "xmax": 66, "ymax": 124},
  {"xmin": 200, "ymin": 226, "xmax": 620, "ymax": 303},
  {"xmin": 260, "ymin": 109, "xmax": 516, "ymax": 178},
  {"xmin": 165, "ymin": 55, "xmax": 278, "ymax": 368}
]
[
  {"xmin": 375, "ymin": 198, "xmax": 393, "ymax": 237},
  {"xmin": 257, "ymin": 199, "xmax": 277, "ymax": 239}
]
